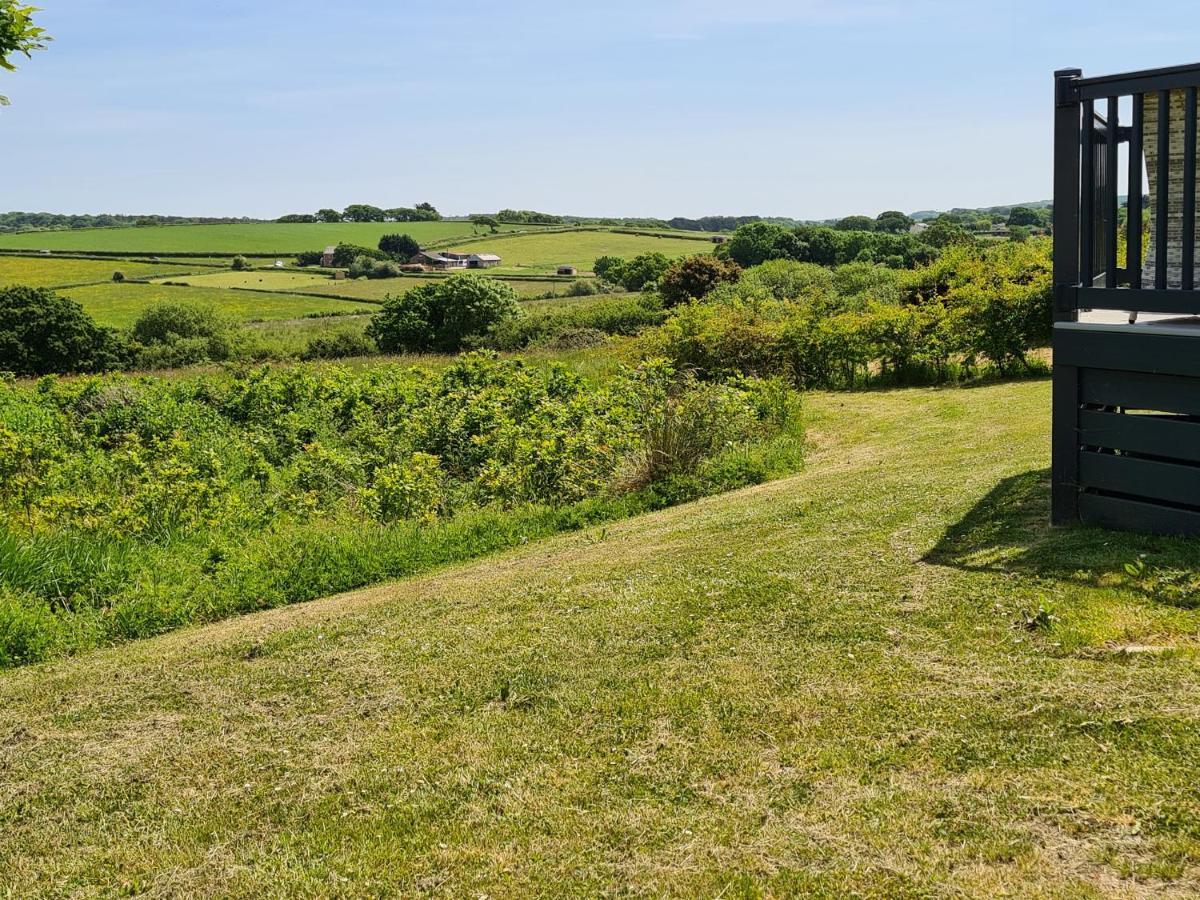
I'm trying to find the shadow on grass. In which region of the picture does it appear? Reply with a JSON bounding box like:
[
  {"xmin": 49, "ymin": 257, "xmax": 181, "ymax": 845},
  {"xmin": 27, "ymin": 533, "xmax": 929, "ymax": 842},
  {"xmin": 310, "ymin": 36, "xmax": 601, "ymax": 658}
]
[{"xmin": 925, "ymin": 468, "xmax": 1200, "ymax": 590}]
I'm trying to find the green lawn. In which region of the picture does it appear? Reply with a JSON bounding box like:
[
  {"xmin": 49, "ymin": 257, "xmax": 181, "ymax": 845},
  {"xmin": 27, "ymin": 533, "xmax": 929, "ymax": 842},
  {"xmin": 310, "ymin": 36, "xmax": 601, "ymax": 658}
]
[
  {"xmin": 63, "ymin": 282, "xmax": 376, "ymax": 328},
  {"xmin": 0, "ymin": 256, "xmax": 203, "ymax": 288},
  {"xmin": 0, "ymin": 222, "xmax": 534, "ymax": 254},
  {"xmin": 3, "ymin": 378, "xmax": 1198, "ymax": 895},
  {"xmin": 446, "ymin": 230, "xmax": 712, "ymax": 274}
]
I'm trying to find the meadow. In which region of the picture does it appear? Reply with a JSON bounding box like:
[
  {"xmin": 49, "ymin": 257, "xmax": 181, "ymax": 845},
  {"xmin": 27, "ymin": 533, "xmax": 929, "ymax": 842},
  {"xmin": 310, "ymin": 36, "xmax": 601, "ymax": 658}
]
[
  {"xmin": 4, "ymin": 378, "xmax": 1200, "ymax": 895},
  {"xmin": 0, "ymin": 221, "xmax": 533, "ymax": 254},
  {"xmin": 63, "ymin": 281, "xmax": 375, "ymax": 328},
  {"xmin": 445, "ymin": 229, "xmax": 712, "ymax": 273},
  {"xmin": 0, "ymin": 255, "xmax": 202, "ymax": 288}
]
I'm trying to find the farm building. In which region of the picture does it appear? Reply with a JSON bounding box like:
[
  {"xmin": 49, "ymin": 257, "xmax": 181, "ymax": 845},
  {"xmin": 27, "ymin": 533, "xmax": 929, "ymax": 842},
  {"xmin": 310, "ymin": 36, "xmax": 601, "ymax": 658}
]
[
  {"xmin": 556, "ymin": 265, "xmax": 578, "ymax": 276},
  {"xmin": 414, "ymin": 251, "xmax": 466, "ymax": 270},
  {"xmin": 468, "ymin": 254, "xmax": 502, "ymax": 269},
  {"xmin": 321, "ymin": 245, "xmax": 336, "ymax": 266},
  {"xmin": 710, "ymin": 235, "xmax": 728, "ymax": 244}
]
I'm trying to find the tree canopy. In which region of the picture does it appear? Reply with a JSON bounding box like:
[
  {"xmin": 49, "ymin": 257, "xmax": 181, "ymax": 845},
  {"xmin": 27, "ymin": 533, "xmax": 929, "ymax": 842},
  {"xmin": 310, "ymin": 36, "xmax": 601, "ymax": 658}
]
[{"xmin": 0, "ymin": 2, "xmax": 49, "ymax": 105}]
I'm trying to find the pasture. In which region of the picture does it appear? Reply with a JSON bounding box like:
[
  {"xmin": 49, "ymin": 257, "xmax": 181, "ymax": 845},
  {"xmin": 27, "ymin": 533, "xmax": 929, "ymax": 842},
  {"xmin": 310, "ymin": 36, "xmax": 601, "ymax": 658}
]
[
  {"xmin": 4, "ymin": 379, "xmax": 1200, "ymax": 895},
  {"xmin": 0, "ymin": 255, "xmax": 201, "ymax": 288},
  {"xmin": 0, "ymin": 221, "xmax": 535, "ymax": 254},
  {"xmin": 62, "ymin": 282, "xmax": 375, "ymax": 328},
  {"xmin": 446, "ymin": 229, "xmax": 713, "ymax": 273}
]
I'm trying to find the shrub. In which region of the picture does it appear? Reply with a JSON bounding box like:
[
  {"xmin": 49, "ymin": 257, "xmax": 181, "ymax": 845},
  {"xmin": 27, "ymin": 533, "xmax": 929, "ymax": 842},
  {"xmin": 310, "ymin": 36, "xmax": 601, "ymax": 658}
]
[
  {"xmin": 0, "ymin": 285, "xmax": 126, "ymax": 376},
  {"xmin": 331, "ymin": 243, "xmax": 387, "ymax": 268},
  {"xmin": 112, "ymin": 270, "xmax": 125, "ymax": 283},
  {"xmin": 658, "ymin": 255, "xmax": 742, "ymax": 306},
  {"xmin": 484, "ymin": 295, "xmax": 665, "ymax": 351},
  {"xmin": 295, "ymin": 251, "xmax": 324, "ymax": 267},
  {"xmin": 129, "ymin": 302, "xmax": 235, "ymax": 368},
  {"xmin": 378, "ymin": 233, "xmax": 421, "ymax": 260},
  {"xmin": 348, "ymin": 256, "xmax": 402, "ymax": 279},
  {"xmin": 366, "ymin": 273, "xmax": 522, "ymax": 353},
  {"xmin": 231, "ymin": 255, "xmax": 250, "ymax": 271},
  {"xmin": 301, "ymin": 330, "xmax": 375, "ymax": 360}
]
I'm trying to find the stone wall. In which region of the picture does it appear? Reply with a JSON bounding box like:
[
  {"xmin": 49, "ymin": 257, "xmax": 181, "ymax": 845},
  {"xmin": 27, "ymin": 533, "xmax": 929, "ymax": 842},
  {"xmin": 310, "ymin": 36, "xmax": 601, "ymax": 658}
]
[{"xmin": 1143, "ymin": 90, "xmax": 1200, "ymax": 288}]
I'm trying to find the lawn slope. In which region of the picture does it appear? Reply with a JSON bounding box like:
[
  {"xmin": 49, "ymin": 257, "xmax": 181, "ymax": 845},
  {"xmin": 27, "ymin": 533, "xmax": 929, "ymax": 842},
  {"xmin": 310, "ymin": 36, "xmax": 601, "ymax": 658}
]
[{"xmin": 3, "ymin": 379, "xmax": 1200, "ymax": 896}]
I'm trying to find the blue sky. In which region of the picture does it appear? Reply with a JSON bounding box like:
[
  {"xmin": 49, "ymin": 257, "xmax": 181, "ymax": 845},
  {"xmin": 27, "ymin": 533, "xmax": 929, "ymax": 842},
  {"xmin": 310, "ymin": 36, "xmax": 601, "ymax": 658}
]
[{"xmin": 2, "ymin": 0, "xmax": 1197, "ymax": 220}]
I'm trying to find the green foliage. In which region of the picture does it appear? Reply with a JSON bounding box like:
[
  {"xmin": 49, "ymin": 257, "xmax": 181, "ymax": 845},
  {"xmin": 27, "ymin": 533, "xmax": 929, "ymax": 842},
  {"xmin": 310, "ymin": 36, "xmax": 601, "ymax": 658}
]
[
  {"xmin": 485, "ymin": 294, "xmax": 666, "ymax": 351},
  {"xmin": 230, "ymin": 255, "xmax": 250, "ymax": 271},
  {"xmin": 592, "ymin": 252, "xmax": 672, "ymax": 292},
  {"xmin": 658, "ymin": 254, "xmax": 742, "ymax": 306},
  {"xmin": 331, "ymin": 242, "xmax": 387, "ymax": 267},
  {"xmin": 0, "ymin": 1, "xmax": 50, "ymax": 106},
  {"xmin": 128, "ymin": 302, "xmax": 235, "ymax": 368},
  {"xmin": 835, "ymin": 215, "xmax": 876, "ymax": 232},
  {"xmin": 111, "ymin": 270, "xmax": 125, "ymax": 283},
  {"xmin": 0, "ymin": 354, "xmax": 797, "ymax": 665},
  {"xmin": 726, "ymin": 221, "xmax": 938, "ymax": 269},
  {"xmin": 348, "ymin": 255, "xmax": 402, "ymax": 279},
  {"xmin": 300, "ymin": 330, "xmax": 375, "ymax": 361},
  {"xmin": 642, "ymin": 239, "xmax": 1053, "ymax": 387},
  {"xmin": 316, "ymin": 208, "xmax": 342, "ymax": 223},
  {"xmin": 875, "ymin": 210, "xmax": 914, "ymax": 233},
  {"xmin": 378, "ymin": 233, "xmax": 421, "ymax": 260},
  {"xmin": 0, "ymin": 285, "xmax": 124, "ymax": 376},
  {"xmin": 342, "ymin": 204, "xmax": 387, "ymax": 223},
  {"xmin": 366, "ymin": 273, "xmax": 522, "ymax": 352},
  {"xmin": 294, "ymin": 250, "xmax": 324, "ymax": 267}
]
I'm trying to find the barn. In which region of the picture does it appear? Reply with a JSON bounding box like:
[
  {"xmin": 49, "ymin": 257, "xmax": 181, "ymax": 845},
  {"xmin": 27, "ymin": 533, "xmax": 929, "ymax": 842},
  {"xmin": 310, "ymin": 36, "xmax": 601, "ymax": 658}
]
[
  {"xmin": 468, "ymin": 254, "xmax": 502, "ymax": 269},
  {"xmin": 557, "ymin": 265, "xmax": 578, "ymax": 276}
]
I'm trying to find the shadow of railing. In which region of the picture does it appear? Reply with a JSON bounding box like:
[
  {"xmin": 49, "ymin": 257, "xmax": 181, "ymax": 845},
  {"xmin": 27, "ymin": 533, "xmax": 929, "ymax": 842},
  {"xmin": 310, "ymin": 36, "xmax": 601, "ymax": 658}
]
[{"xmin": 924, "ymin": 468, "xmax": 1200, "ymax": 588}]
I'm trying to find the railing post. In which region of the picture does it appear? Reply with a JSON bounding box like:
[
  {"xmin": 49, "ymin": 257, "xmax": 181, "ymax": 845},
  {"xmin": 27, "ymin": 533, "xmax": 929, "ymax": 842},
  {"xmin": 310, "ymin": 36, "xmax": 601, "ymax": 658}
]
[{"xmin": 1052, "ymin": 68, "xmax": 1082, "ymax": 526}]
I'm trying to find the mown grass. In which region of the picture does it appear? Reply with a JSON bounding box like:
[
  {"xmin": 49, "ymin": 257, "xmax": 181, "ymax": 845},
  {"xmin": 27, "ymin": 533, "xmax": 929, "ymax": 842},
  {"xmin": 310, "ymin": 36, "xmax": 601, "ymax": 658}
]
[
  {"xmin": 0, "ymin": 256, "xmax": 203, "ymax": 288},
  {"xmin": 2, "ymin": 378, "xmax": 1199, "ymax": 895},
  {"xmin": 62, "ymin": 282, "xmax": 376, "ymax": 328},
  {"xmin": 0, "ymin": 222, "xmax": 534, "ymax": 254},
  {"xmin": 445, "ymin": 230, "xmax": 711, "ymax": 274},
  {"xmin": 152, "ymin": 270, "xmax": 337, "ymax": 292}
]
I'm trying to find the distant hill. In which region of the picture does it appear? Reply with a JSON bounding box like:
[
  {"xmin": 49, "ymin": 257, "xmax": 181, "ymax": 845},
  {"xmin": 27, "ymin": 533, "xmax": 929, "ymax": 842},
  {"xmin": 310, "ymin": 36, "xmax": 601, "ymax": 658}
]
[{"xmin": 910, "ymin": 200, "xmax": 1052, "ymax": 221}]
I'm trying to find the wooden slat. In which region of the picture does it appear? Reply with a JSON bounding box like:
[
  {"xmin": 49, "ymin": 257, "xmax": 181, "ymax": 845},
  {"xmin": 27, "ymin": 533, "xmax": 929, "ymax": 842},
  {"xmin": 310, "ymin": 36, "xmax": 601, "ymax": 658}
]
[
  {"xmin": 1051, "ymin": 363, "xmax": 1080, "ymax": 525},
  {"xmin": 1080, "ymin": 368, "xmax": 1200, "ymax": 416},
  {"xmin": 1080, "ymin": 492, "xmax": 1200, "ymax": 535},
  {"xmin": 1106, "ymin": 97, "xmax": 1120, "ymax": 288},
  {"xmin": 1080, "ymin": 451, "xmax": 1200, "ymax": 507},
  {"xmin": 1079, "ymin": 408, "xmax": 1200, "ymax": 462},
  {"xmin": 1156, "ymin": 89, "xmax": 1170, "ymax": 289},
  {"xmin": 1055, "ymin": 326, "xmax": 1200, "ymax": 377},
  {"xmin": 1072, "ymin": 285, "xmax": 1200, "ymax": 313},
  {"xmin": 1129, "ymin": 93, "xmax": 1144, "ymax": 288}
]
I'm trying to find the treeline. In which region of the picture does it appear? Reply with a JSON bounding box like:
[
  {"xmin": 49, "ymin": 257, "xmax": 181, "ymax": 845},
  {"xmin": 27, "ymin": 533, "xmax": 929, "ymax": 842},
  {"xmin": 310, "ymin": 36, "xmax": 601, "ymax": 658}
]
[
  {"xmin": 666, "ymin": 215, "xmax": 806, "ymax": 232},
  {"xmin": 0, "ymin": 212, "xmax": 263, "ymax": 233},
  {"xmin": 276, "ymin": 203, "xmax": 441, "ymax": 224},
  {"xmin": 718, "ymin": 221, "xmax": 940, "ymax": 269}
]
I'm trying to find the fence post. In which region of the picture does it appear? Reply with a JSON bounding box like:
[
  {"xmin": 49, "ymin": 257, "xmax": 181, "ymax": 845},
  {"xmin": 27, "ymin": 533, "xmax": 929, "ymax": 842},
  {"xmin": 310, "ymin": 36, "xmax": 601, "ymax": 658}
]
[{"xmin": 1052, "ymin": 68, "xmax": 1082, "ymax": 526}]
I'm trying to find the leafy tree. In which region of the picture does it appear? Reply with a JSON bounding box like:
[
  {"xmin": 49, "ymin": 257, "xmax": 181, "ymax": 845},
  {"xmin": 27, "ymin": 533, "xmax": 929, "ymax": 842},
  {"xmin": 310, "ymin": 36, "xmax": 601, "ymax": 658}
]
[
  {"xmin": 129, "ymin": 302, "xmax": 234, "ymax": 368},
  {"xmin": 277, "ymin": 213, "xmax": 317, "ymax": 223},
  {"xmin": 835, "ymin": 215, "xmax": 876, "ymax": 232},
  {"xmin": 366, "ymin": 273, "xmax": 522, "ymax": 353},
  {"xmin": 112, "ymin": 270, "xmax": 125, "ymax": 282},
  {"xmin": 231, "ymin": 255, "xmax": 250, "ymax": 270},
  {"xmin": 349, "ymin": 255, "xmax": 401, "ymax": 279},
  {"xmin": 378, "ymin": 233, "xmax": 421, "ymax": 260},
  {"xmin": 658, "ymin": 255, "xmax": 742, "ymax": 306},
  {"xmin": 923, "ymin": 219, "xmax": 972, "ymax": 248},
  {"xmin": 875, "ymin": 210, "xmax": 914, "ymax": 234},
  {"xmin": 331, "ymin": 243, "xmax": 387, "ymax": 267},
  {"xmin": 725, "ymin": 222, "xmax": 797, "ymax": 268},
  {"xmin": 342, "ymin": 204, "xmax": 386, "ymax": 223},
  {"xmin": 471, "ymin": 215, "xmax": 500, "ymax": 233},
  {"xmin": 316, "ymin": 208, "xmax": 342, "ymax": 223},
  {"xmin": 593, "ymin": 255, "xmax": 627, "ymax": 284},
  {"xmin": 414, "ymin": 202, "xmax": 441, "ymax": 221},
  {"xmin": 0, "ymin": 1, "xmax": 50, "ymax": 106},
  {"xmin": 295, "ymin": 250, "xmax": 324, "ymax": 266},
  {"xmin": 0, "ymin": 285, "xmax": 124, "ymax": 375},
  {"xmin": 617, "ymin": 252, "xmax": 671, "ymax": 291},
  {"xmin": 1006, "ymin": 206, "xmax": 1041, "ymax": 228}
]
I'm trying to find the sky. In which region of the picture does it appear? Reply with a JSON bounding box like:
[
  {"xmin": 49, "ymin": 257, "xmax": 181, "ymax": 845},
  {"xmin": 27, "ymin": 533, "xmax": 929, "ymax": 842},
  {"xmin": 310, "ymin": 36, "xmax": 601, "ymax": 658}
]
[{"xmin": 1, "ymin": 0, "xmax": 1198, "ymax": 220}]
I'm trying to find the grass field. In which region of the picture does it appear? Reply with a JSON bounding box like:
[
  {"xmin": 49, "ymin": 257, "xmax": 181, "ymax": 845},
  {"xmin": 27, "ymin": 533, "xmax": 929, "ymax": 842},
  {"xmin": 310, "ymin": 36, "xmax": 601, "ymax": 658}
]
[
  {"xmin": 3, "ymin": 378, "xmax": 1199, "ymax": 894},
  {"xmin": 151, "ymin": 270, "xmax": 338, "ymax": 292},
  {"xmin": 63, "ymin": 282, "xmax": 376, "ymax": 329},
  {"xmin": 0, "ymin": 256, "xmax": 202, "ymax": 288},
  {"xmin": 0, "ymin": 222, "xmax": 536, "ymax": 254},
  {"xmin": 446, "ymin": 230, "xmax": 711, "ymax": 274}
]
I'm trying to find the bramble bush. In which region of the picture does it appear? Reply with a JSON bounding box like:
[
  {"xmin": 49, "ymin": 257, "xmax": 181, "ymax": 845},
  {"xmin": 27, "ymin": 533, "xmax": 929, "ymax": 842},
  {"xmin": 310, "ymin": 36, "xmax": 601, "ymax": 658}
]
[{"xmin": 0, "ymin": 353, "xmax": 801, "ymax": 665}]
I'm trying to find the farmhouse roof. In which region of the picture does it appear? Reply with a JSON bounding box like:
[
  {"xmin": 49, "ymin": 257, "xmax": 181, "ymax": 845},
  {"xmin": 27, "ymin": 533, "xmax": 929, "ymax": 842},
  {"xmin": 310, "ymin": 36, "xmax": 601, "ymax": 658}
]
[
  {"xmin": 470, "ymin": 253, "xmax": 502, "ymax": 261},
  {"xmin": 323, "ymin": 245, "xmax": 336, "ymax": 254}
]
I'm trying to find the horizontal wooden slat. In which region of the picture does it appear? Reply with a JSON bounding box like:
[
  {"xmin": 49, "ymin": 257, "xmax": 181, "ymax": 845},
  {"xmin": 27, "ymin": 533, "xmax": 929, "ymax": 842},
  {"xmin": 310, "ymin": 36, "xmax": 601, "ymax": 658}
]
[
  {"xmin": 1079, "ymin": 369, "xmax": 1200, "ymax": 416},
  {"xmin": 1079, "ymin": 409, "xmax": 1200, "ymax": 463},
  {"xmin": 1080, "ymin": 451, "xmax": 1200, "ymax": 507},
  {"xmin": 1055, "ymin": 328, "xmax": 1200, "ymax": 377},
  {"xmin": 1073, "ymin": 287, "xmax": 1200, "ymax": 313},
  {"xmin": 1080, "ymin": 492, "xmax": 1200, "ymax": 535}
]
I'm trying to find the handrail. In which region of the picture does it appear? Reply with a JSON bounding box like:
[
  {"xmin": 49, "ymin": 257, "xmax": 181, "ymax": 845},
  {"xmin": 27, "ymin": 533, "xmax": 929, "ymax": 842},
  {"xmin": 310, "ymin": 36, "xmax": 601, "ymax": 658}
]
[{"xmin": 1077, "ymin": 61, "xmax": 1200, "ymax": 99}]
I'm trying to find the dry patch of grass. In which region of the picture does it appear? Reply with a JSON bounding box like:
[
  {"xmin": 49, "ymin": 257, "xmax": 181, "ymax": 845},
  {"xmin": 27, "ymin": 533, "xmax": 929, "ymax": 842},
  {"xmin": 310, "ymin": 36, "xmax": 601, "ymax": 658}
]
[{"xmin": 2, "ymin": 378, "xmax": 1200, "ymax": 896}]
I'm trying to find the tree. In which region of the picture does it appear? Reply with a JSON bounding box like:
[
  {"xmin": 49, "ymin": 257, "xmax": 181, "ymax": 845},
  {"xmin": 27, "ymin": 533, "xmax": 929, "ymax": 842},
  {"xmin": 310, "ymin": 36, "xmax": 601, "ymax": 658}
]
[
  {"xmin": 658, "ymin": 255, "xmax": 743, "ymax": 306},
  {"xmin": 316, "ymin": 208, "xmax": 342, "ymax": 223},
  {"xmin": 725, "ymin": 222, "xmax": 796, "ymax": 268},
  {"xmin": 277, "ymin": 213, "xmax": 317, "ymax": 223},
  {"xmin": 593, "ymin": 256, "xmax": 626, "ymax": 284},
  {"xmin": 414, "ymin": 202, "xmax": 441, "ymax": 221},
  {"xmin": 231, "ymin": 255, "xmax": 250, "ymax": 270},
  {"xmin": 1006, "ymin": 206, "xmax": 1041, "ymax": 228},
  {"xmin": 378, "ymin": 233, "xmax": 421, "ymax": 260},
  {"xmin": 617, "ymin": 252, "xmax": 671, "ymax": 292},
  {"xmin": 0, "ymin": 285, "xmax": 124, "ymax": 375},
  {"xmin": 835, "ymin": 215, "xmax": 876, "ymax": 232},
  {"xmin": 875, "ymin": 210, "xmax": 914, "ymax": 234},
  {"xmin": 923, "ymin": 219, "xmax": 972, "ymax": 248},
  {"xmin": 366, "ymin": 273, "xmax": 522, "ymax": 353},
  {"xmin": 470, "ymin": 215, "xmax": 500, "ymax": 234},
  {"xmin": 0, "ymin": 1, "xmax": 50, "ymax": 106},
  {"xmin": 331, "ymin": 243, "xmax": 387, "ymax": 267},
  {"xmin": 342, "ymin": 204, "xmax": 386, "ymax": 223}
]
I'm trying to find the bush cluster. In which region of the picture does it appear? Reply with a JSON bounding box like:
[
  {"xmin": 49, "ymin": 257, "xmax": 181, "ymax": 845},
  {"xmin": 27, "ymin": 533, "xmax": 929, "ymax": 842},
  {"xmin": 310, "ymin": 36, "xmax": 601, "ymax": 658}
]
[
  {"xmin": 485, "ymin": 294, "xmax": 666, "ymax": 351},
  {"xmin": 0, "ymin": 354, "xmax": 798, "ymax": 665},
  {"xmin": 641, "ymin": 240, "xmax": 1052, "ymax": 387},
  {"xmin": 367, "ymin": 273, "xmax": 523, "ymax": 353}
]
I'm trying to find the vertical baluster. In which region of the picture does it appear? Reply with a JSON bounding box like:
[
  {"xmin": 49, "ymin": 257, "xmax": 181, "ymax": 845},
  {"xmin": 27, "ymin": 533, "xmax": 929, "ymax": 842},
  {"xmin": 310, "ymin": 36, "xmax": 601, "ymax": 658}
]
[
  {"xmin": 1106, "ymin": 97, "xmax": 1120, "ymax": 287},
  {"xmin": 1081, "ymin": 98, "xmax": 1095, "ymax": 282},
  {"xmin": 1128, "ymin": 94, "xmax": 1143, "ymax": 288},
  {"xmin": 1183, "ymin": 87, "xmax": 1197, "ymax": 290},
  {"xmin": 1156, "ymin": 89, "xmax": 1170, "ymax": 289}
]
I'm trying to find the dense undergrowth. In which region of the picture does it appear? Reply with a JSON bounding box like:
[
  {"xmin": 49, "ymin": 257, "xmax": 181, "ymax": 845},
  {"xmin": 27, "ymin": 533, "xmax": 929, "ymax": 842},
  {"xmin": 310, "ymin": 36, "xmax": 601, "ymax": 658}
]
[{"xmin": 0, "ymin": 353, "xmax": 802, "ymax": 666}]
